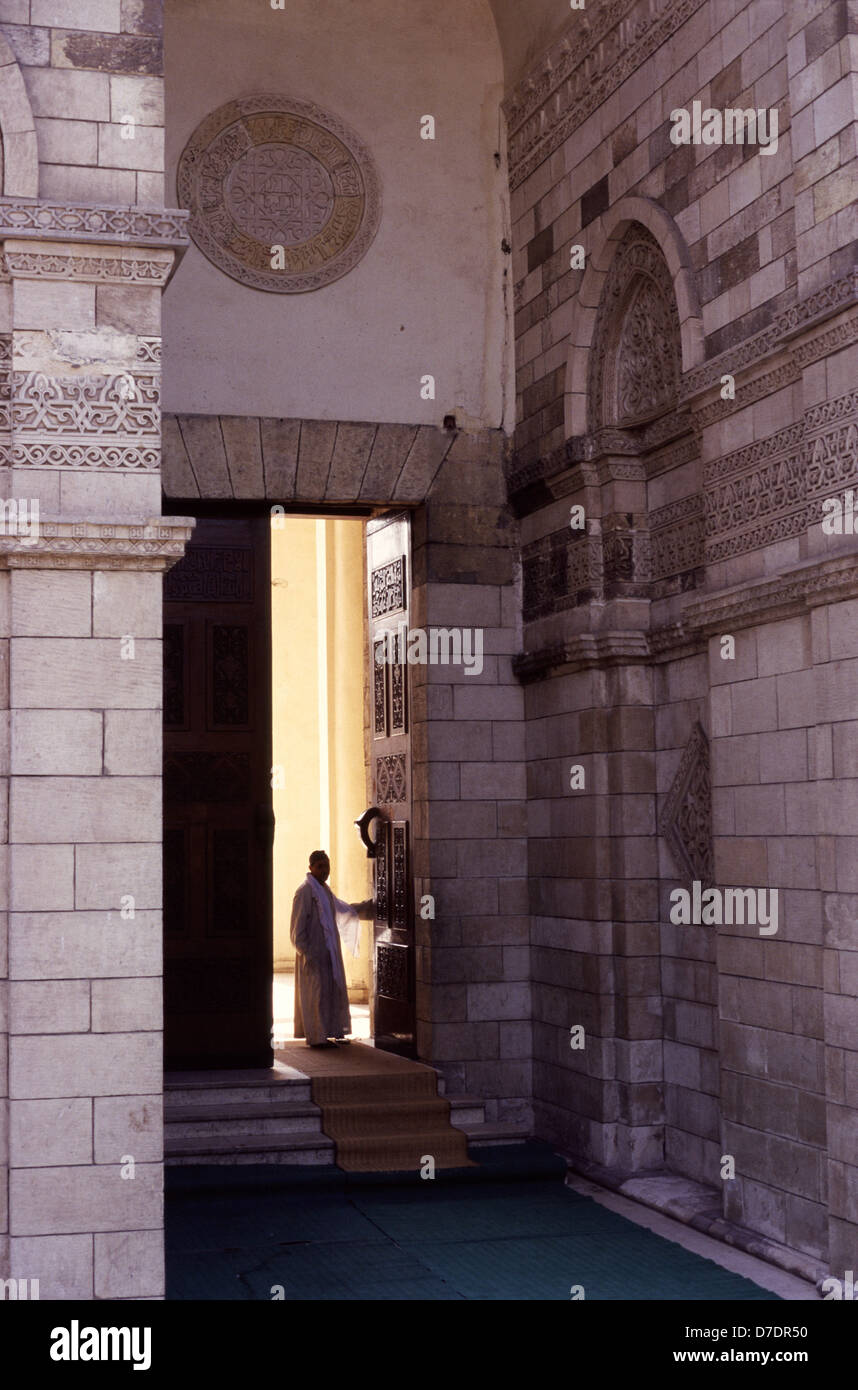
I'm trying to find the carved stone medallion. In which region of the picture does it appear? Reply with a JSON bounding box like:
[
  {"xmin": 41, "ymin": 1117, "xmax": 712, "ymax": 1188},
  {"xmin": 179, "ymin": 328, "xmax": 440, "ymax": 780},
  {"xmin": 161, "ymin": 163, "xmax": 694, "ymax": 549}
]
[{"xmin": 176, "ymin": 94, "xmax": 382, "ymax": 293}]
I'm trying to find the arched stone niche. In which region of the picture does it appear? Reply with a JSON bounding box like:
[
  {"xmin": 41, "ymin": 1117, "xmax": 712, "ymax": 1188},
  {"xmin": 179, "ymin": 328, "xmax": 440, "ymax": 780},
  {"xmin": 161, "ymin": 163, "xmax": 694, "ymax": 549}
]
[
  {"xmin": 587, "ymin": 223, "xmax": 682, "ymax": 433},
  {"xmin": 564, "ymin": 195, "xmax": 703, "ymax": 440},
  {"xmin": 0, "ymin": 37, "xmax": 38, "ymax": 198},
  {"xmin": 562, "ymin": 202, "xmax": 705, "ymax": 604}
]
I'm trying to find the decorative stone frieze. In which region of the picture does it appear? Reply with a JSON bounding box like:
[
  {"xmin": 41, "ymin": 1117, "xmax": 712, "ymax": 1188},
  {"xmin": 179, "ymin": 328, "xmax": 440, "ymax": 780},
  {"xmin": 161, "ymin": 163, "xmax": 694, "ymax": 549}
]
[
  {"xmin": 9, "ymin": 371, "xmax": 161, "ymax": 470},
  {"xmin": 0, "ymin": 200, "xmax": 189, "ymax": 249},
  {"xmin": 503, "ymin": 0, "xmax": 700, "ymax": 190},
  {"xmin": 517, "ymin": 552, "xmax": 858, "ymax": 677},
  {"xmin": 2, "ymin": 246, "xmax": 176, "ymax": 286},
  {"xmin": 0, "ymin": 517, "xmax": 195, "ymax": 570},
  {"xmin": 703, "ymin": 388, "xmax": 858, "ymax": 563},
  {"xmin": 680, "ymin": 270, "xmax": 858, "ymax": 402}
]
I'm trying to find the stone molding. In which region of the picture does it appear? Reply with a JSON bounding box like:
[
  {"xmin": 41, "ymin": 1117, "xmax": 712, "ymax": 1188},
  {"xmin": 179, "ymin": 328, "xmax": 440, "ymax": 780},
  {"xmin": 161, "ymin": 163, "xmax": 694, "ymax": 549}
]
[
  {"xmin": 503, "ymin": 0, "xmax": 699, "ymax": 191},
  {"xmin": 515, "ymin": 553, "xmax": 858, "ymax": 679},
  {"xmin": 508, "ymin": 409, "xmax": 694, "ymax": 501},
  {"xmin": 513, "ymin": 629, "xmax": 650, "ymax": 681},
  {"xmin": 1, "ymin": 242, "xmax": 177, "ymax": 286},
  {"xmin": 0, "ymin": 516, "xmax": 195, "ymax": 571},
  {"xmin": 676, "ymin": 553, "xmax": 858, "ymax": 639},
  {"xmin": 680, "ymin": 270, "xmax": 858, "ymax": 403},
  {"xmin": 0, "ymin": 199, "xmax": 189, "ymax": 249}
]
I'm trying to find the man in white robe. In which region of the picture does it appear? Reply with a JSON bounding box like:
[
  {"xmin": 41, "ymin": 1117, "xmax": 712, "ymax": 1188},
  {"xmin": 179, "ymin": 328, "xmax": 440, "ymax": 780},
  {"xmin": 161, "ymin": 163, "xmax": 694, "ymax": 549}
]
[{"xmin": 290, "ymin": 850, "xmax": 373, "ymax": 1047}]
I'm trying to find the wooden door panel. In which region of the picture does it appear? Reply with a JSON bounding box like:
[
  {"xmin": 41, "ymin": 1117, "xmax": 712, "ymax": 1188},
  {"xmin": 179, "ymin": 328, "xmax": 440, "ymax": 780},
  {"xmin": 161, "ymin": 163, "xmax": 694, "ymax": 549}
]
[
  {"xmin": 163, "ymin": 517, "xmax": 273, "ymax": 1069},
  {"xmin": 367, "ymin": 515, "xmax": 415, "ymax": 1055}
]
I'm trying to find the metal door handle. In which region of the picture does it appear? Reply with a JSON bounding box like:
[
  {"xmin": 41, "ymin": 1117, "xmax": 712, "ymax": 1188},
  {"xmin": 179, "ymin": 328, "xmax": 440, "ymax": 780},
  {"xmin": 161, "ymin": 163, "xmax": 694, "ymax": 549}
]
[{"xmin": 354, "ymin": 806, "xmax": 383, "ymax": 858}]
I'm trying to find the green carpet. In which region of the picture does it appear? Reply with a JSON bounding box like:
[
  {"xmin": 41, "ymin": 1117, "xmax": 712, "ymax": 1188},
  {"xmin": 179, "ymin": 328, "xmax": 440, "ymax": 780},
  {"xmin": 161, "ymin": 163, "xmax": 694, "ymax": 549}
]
[{"xmin": 166, "ymin": 1144, "xmax": 780, "ymax": 1301}]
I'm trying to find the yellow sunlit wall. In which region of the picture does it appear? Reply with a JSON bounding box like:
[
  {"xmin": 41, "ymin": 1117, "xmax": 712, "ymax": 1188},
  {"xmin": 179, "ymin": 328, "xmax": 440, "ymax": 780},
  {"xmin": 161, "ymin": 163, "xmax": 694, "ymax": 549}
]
[{"xmin": 271, "ymin": 517, "xmax": 371, "ymax": 1001}]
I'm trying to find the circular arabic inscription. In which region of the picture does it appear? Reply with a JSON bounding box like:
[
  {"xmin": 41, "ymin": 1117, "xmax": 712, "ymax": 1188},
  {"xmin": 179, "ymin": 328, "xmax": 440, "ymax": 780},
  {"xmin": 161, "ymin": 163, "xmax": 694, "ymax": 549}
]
[{"xmin": 177, "ymin": 95, "xmax": 382, "ymax": 293}]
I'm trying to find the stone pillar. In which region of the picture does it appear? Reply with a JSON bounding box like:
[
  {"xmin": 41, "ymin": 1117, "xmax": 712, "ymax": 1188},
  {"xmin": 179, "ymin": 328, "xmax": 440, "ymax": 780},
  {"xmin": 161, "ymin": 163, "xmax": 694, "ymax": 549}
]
[
  {"xmin": 411, "ymin": 430, "xmax": 531, "ymax": 1127},
  {"xmin": 0, "ymin": 201, "xmax": 189, "ymax": 1299}
]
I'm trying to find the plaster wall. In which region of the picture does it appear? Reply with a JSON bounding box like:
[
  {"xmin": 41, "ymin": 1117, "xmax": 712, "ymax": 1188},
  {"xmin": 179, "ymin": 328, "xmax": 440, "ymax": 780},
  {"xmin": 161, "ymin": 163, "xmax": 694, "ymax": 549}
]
[{"xmin": 162, "ymin": 0, "xmax": 512, "ymax": 430}]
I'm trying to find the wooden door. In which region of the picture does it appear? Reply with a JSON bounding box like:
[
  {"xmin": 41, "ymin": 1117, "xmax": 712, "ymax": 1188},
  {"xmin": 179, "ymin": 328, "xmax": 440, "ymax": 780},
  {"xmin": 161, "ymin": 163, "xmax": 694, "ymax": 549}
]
[
  {"xmin": 163, "ymin": 517, "xmax": 274, "ymax": 1069},
  {"xmin": 367, "ymin": 514, "xmax": 415, "ymax": 1055}
]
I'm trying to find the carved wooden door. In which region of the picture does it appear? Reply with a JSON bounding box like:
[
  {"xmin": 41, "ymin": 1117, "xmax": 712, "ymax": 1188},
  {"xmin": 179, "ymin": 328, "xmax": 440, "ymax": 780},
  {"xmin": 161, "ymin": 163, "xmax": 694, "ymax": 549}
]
[
  {"xmin": 163, "ymin": 517, "xmax": 273, "ymax": 1069},
  {"xmin": 367, "ymin": 514, "xmax": 415, "ymax": 1055}
]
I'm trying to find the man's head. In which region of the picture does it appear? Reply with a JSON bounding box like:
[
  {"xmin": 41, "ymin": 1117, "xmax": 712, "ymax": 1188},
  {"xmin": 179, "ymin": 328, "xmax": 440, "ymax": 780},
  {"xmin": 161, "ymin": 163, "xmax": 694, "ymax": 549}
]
[{"xmin": 309, "ymin": 850, "xmax": 330, "ymax": 883}]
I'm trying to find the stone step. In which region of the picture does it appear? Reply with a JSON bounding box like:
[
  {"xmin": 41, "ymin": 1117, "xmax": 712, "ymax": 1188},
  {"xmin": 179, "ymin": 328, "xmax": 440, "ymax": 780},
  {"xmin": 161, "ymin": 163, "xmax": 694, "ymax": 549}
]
[
  {"xmin": 165, "ymin": 1077, "xmax": 312, "ymax": 1106},
  {"xmin": 165, "ymin": 1132, "xmax": 334, "ymax": 1166},
  {"xmin": 455, "ymin": 1120, "xmax": 531, "ymax": 1146},
  {"xmin": 447, "ymin": 1096, "xmax": 487, "ymax": 1126},
  {"xmin": 166, "ymin": 1100, "xmax": 322, "ymax": 1139}
]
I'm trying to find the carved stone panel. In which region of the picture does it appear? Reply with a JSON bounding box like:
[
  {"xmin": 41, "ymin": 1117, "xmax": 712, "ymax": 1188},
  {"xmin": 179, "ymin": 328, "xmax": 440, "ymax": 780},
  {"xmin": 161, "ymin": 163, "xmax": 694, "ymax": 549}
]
[
  {"xmin": 588, "ymin": 225, "xmax": 681, "ymax": 432},
  {"xmin": 522, "ymin": 529, "xmax": 601, "ymax": 621},
  {"xmin": 177, "ymin": 94, "xmax": 381, "ymax": 293},
  {"xmin": 659, "ymin": 723, "xmax": 714, "ymax": 887}
]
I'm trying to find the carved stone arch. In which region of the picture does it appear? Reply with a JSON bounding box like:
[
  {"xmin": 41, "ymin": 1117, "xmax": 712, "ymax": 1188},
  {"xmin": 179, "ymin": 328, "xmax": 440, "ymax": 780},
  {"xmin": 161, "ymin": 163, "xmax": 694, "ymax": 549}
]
[
  {"xmin": 564, "ymin": 196, "xmax": 703, "ymax": 439},
  {"xmin": 0, "ymin": 36, "xmax": 38, "ymax": 197}
]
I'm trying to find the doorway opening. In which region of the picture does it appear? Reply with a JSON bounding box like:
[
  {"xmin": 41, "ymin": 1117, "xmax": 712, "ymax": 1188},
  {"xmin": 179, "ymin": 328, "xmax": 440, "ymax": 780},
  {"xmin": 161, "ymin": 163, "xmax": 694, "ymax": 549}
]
[
  {"xmin": 162, "ymin": 504, "xmax": 416, "ymax": 1070},
  {"xmin": 270, "ymin": 515, "xmax": 372, "ymax": 1045}
]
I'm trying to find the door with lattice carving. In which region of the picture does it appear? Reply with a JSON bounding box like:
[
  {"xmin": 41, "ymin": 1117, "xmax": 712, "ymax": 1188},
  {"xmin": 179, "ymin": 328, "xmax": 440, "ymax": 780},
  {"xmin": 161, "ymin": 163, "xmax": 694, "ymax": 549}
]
[
  {"xmin": 367, "ymin": 514, "xmax": 415, "ymax": 1055},
  {"xmin": 163, "ymin": 517, "xmax": 273, "ymax": 1068}
]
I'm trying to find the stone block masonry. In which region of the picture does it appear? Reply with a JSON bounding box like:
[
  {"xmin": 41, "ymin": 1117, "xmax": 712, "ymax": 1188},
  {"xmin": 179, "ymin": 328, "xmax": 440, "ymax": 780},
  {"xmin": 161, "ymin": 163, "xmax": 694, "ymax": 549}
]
[{"xmin": 506, "ymin": 0, "xmax": 858, "ymax": 1286}]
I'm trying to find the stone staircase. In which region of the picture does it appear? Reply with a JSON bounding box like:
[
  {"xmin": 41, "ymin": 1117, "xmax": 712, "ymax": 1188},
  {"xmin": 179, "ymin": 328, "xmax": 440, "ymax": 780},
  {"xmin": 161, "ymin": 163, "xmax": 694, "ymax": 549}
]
[{"xmin": 164, "ymin": 1063, "xmax": 528, "ymax": 1166}]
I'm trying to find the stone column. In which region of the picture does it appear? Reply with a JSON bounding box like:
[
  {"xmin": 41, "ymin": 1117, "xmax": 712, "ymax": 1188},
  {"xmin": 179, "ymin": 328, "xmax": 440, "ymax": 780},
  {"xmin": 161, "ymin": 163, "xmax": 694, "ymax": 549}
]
[{"xmin": 0, "ymin": 201, "xmax": 189, "ymax": 1299}]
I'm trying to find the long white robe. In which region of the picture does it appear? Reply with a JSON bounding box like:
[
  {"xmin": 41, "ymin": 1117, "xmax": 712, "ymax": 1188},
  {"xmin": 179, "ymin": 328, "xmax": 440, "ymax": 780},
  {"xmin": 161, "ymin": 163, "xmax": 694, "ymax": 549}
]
[{"xmin": 290, "ymin": 875, "xmax": 368, "ymax": 1044}]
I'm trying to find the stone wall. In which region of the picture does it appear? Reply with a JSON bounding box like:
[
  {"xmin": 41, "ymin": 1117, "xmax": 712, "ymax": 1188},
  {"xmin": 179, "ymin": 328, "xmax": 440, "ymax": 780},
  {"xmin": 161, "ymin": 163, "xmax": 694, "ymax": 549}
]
[
  {"xmin": 505, "ymin": 0, "xmax": 858, "ymax": 1280},
  {"xmin": 0, "ymin": 1, "xmax": 188, "ymax": 1297}
]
